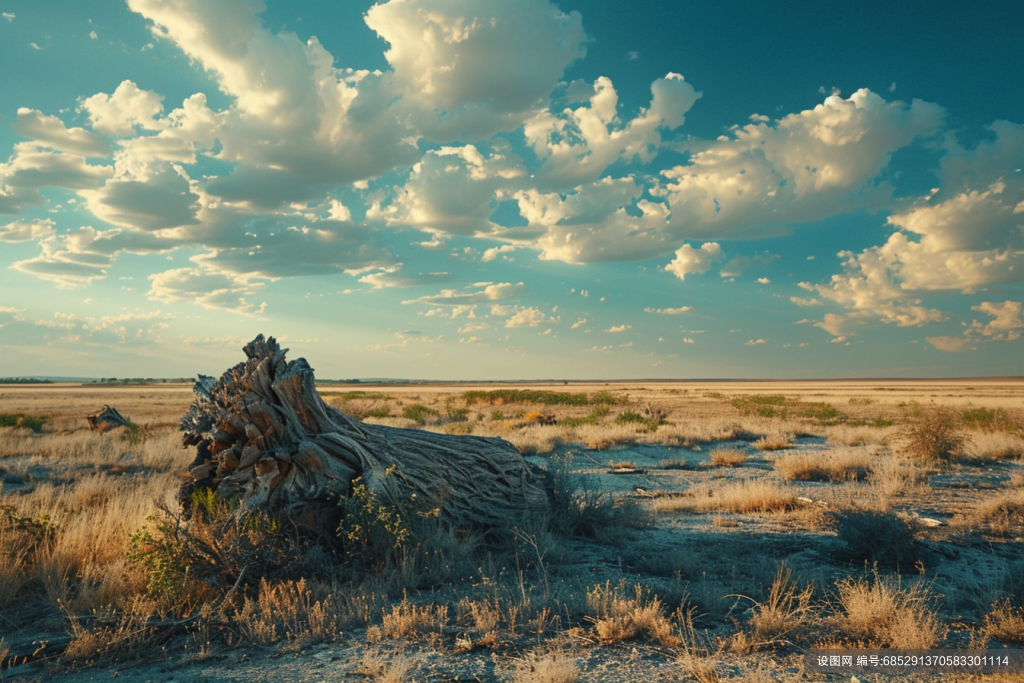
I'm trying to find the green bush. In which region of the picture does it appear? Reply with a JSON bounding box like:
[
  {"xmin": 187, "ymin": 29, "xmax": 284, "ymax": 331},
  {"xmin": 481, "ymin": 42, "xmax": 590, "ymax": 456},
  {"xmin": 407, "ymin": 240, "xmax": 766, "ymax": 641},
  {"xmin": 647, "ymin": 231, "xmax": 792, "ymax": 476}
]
[
  {"xmin": 0, "ymin": 413, "xmax": 47, "ymax": 431},
  {"xmin": 402, "ymin": 404, "xmax": 438, "ymax": 424},
  {"xmin": 462, "ymin": 389, "xmax": 590, "ymax": 406}
]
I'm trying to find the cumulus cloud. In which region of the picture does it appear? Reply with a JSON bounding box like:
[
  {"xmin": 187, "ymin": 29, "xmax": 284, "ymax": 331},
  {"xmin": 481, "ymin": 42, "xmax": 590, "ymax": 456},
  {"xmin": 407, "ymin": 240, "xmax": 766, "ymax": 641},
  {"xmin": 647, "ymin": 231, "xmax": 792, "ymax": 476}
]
[
  {"xmin": 645, "ymin": 306, "xmax": 691, "ymax": 314},
  {"xmin": 525, "ymin": 73, "xmax": 700, "ymax": 189},
  {"xmin": 403, "ymin": 281, "xmax": 525, "ymax": 307},
  {"xmin": 665, "ymin": 242, "xmax": 723, "ymax": 280},
  {"xmin": 12, "ymin": 109, "xmax": 112, "ymax": 157},
  {"xmin": 364, "ymin": 0, "xmax": 587, "ymax": 141},
  {"xmin": 482, "ymin": 244, "xmax": 517, "ymax": 262},
  {"xmin": 928, "ymin": 300, "xmax": 1024, "ymax": 352},
  {"xmin": 0, "ymin": 218, "xmax": 55, "ymax": 242},
  {"xmin": 148, "ymin": 266, "xmax": 266, "ymax": 314},
  {"xmin": 505, "ymin": 307, "xmax": 548, "ymax": 328},
  {"xmin": 744, "ymin": 339, "xmax": 767, "ymax": 346},
  {"xmin": 607, "ymin": 324, "xmax": 631, "ymax": 332},
  {"xmin": 81, "ymin": 80, "xmax": 165, "ymax": 137},
  {"xmin": 359, "ymin": 267, "xmax": 452, "ymax": 289},
  {"xmin": 379, "ymin": 143, "xmax": 526, "ymax": 237},
  {"xmin": 662, "ymin": 89, "xmax": 944, "ymax": 240}
]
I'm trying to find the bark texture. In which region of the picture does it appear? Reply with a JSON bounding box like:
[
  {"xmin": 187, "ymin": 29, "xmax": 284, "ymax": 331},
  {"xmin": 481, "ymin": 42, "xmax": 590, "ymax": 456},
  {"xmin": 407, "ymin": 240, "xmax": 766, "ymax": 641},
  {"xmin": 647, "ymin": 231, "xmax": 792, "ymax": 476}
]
[
  {"xmin": 180, "ymin": 335, "xmax": 548, "ymax": 531},
  {"xmin": 86, "ymin": 405, "xmax": 130, "ymax": 432}
]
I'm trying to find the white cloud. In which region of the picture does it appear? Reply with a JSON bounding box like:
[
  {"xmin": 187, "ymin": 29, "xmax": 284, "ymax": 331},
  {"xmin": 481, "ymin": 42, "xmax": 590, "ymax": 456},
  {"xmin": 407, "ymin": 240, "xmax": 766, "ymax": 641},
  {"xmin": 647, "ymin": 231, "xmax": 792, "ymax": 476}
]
[
  {"xmin": 404, "ymin": 281, "xmax": 525, "ymax": 306},
  {"xmin": 524, "ymin": 73, "xmax": 700, "ymax": 189},
  {"xmin": 744, "ymin": 339, "xmax": 767, "ymax": 346},
  {"xmin": 756, "ymin": 277, "xmax": 771, "ymax": 284},
  {"xmin": 505, "ymin": 307, "xmax": 548, "ymax": 328},
  {"xmin": 482, "ymin": 244, "xmax": 516, "ymax": 262},
  {"xmin": 926, "ymin": 335, "xmax": 974, "ymax": 352},
  {"xmin": 147, "ymin": 266, "xmax": 266, "ymax": 314},
  {"xmin": 359, "ymin": 266, "xmax": 452, "ymax": 289},
  {"xmin": 0, "ymin": 218, "xmax": 55, "ymax": 242},
  {"xmin": 970, "ymin": 300, "xmax": 1023, "ymax": 339},
  {"xmin": 81, "ymin": 80, "xmax": 165, "ymax": 137},
  {"xmin": 571, "ymin": 318, "xmax": 587, "ymax": 328},
  {"xmin": 665, "ymin": 242, "xmax": 722, "ymax": 280},
  {"xmin": 662, "ymin": 89, "xmax": 944, "ymax": 240},
  {"xmin": 790, "ymin": 296, "xmax": 822, "ymax": 307},
  {"xmin": 607, "ymin": 324, "xmax": 631, "ymax": 332},
  {"xmin": 12, "ymin": 109, "xmax": 111, "ymax": 157},
  {"xmin": 644, "ymin": 306, "xmax": 691, "ymax": 314},
  {"xmin": 381, "ymin": 144, "xmax": 526, "ymax": 237},
  {"xmin": 364, "ymin": 0, "xmax": 587, "ymax": 141},
  {"xmin": 2, "ymin": 12, "xmax": 14, "ymax": 21}
]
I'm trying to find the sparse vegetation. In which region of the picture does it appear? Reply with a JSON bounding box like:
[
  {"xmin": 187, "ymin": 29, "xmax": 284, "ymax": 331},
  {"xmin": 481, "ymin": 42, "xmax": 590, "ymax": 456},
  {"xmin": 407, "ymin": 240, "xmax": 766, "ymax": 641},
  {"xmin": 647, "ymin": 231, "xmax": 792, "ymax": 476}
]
[
  {"xmin": 1, "ymin": 379, "xmax": 1022, "ymax": 679},
  {"xmin": 773, "ymin": 449, "xmax": 872, "ymax": 482},
  {"xmin": 892, "ymin": 407, "xmax": 969, "ymax": 464},
  {"xmin": 709, "ymin": 448, "xmax": 747, "ymax": 467}
]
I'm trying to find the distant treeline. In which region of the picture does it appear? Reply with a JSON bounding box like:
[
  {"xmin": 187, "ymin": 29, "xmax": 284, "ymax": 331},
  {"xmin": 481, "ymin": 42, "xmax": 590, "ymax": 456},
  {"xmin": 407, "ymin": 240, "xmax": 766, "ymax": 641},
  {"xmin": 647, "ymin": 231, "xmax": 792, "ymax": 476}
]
[
  {"xmin": 90, "ymin": 378, "xmax": 196, "ymax": 385},
  {"xmin": 0, "ymin": 378, "xmax": 54, "ymax": 384}
]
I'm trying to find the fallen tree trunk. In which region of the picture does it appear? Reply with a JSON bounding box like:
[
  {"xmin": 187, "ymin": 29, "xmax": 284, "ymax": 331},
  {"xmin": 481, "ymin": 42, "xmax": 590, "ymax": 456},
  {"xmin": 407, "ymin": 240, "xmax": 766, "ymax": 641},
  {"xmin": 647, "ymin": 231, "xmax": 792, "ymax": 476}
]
[
  {"xmin": 180, "ymin": 335, "xmax": 548, "ymax": 532},
  {"xmin": 87, "ymin": 405, "xmax": 130, "ymax": 432}
]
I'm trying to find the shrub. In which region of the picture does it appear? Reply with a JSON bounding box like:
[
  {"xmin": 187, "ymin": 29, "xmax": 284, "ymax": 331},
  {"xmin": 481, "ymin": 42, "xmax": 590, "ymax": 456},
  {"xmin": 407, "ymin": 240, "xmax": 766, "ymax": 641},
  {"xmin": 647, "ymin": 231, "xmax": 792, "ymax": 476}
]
[
  {"xmin": 984, "ymin": 600, "xmax": 1024, "ymax": 644},
  {"xmin": 128, "ymin": 490, "xmax": 300, "ymax": 609},
  {"xmin": 731, "ymin": 395, "xmax": 786, "ymax": 418},
  {"xmin": 709, "ymin": 448, "xmax": 746, "ymax": 468},
  {"xmin": 834, "ymin": 575, "xmax": 945, "ymax": 648},
  {"xmin": 795, "ymin": 402, "xmax": 843, "ymax": 424},
  {"xmin": 591, "ymin": 390, "xmax": 623, "ymax": 405},
  {"xmin": 545, "ymin": 457, "xmax": 649, "ymax": 538},
  {"xmin": 830, "ymin": 509, "xmax": 920, "ymax": 571},
  {"xmin": 743, "ymin": 565, "xmax": 813, "ymax": 646},
  {"xmin": 401, "ymin": 404, "xmax": 438, "ymax": 424},
  {"xmin": 893, "ymin": 408, "xmax": 968, "ymax": 464},
  {"xmin": 773, "ymin": 449, "xmax": 872, "ymax": 482},
  {"xmin": 462, "ymin": 389, "xmax": 589, "ymax": 406},
  {"xmin": 586, "ymin": 581, "xmax": 680, "ymax": 647},
  {"xmin": 962, "ymin": 407, "xmax": 1019, "ymax": 433},
  {"xmin": 754, "ymin": 434, "xmax": 790, "ymax": 451},
  {"xmin": 0, "ymin": 412, "xmax": 47, "ymax": 431}
]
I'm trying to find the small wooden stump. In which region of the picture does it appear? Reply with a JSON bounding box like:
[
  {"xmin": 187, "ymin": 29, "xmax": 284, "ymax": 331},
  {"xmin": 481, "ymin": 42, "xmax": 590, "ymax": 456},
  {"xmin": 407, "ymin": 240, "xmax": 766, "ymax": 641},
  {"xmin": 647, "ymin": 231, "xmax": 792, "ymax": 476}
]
[{"xmin": 87, "ymin": 405, "xmax": 130, "ymax": 432}]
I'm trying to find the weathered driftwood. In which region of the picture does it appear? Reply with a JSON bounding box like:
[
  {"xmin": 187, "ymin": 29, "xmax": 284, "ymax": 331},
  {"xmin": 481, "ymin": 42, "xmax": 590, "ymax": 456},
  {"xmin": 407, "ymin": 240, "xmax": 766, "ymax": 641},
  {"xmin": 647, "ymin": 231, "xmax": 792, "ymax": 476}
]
[
  {"xmin": 180, "ymin": 335, "xmax": 548, "ymax": 532},
  {"xmin": 86, "ymin": 405, "xmax": 130, "ymax": 432}
]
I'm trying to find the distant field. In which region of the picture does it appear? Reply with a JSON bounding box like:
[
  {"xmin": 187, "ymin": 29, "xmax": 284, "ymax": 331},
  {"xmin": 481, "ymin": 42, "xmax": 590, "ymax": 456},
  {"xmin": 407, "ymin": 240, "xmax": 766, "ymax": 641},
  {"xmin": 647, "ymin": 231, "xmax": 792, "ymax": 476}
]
[{"xmin": 1, "ymin": 378, "xmax": 1022, "ymax": 682}]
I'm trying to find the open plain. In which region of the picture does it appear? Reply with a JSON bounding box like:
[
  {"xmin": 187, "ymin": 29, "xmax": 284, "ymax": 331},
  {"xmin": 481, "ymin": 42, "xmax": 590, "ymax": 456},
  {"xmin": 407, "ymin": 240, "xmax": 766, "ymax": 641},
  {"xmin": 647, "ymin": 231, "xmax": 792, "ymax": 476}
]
[{"xmin": 1, "ymin": 378, "xmax": 1023, "ymax": 682}]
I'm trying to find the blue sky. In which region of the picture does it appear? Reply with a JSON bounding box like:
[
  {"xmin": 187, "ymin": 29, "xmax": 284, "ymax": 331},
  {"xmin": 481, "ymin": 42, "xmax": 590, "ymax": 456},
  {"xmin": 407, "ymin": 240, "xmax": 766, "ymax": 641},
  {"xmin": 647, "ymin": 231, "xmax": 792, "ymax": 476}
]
[{"xmin": 1, "ymin": 0, "xmax": 1022, "ymax": 379}]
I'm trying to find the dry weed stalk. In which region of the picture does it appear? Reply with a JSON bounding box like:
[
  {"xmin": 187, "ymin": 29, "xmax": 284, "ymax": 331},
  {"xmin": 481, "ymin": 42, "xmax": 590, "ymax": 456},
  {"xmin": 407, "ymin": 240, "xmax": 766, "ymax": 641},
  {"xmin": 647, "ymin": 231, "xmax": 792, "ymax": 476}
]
[{"xmin": 654, "ymin": 480, "xmax": 797, "ymax": 514}]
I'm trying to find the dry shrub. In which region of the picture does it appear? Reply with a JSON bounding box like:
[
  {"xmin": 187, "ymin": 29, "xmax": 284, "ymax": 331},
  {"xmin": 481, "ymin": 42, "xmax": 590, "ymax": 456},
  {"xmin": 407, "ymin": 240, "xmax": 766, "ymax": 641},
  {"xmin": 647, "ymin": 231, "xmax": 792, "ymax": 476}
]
[
  {"xmin": 379, "ymin": 595, "xmax": 448, "ymax": 640},
  {"xmin": 457, "ymin": 597, "xmax": 501, "ymax": 633},
  {"xmin": 586, "ymin": 581, "xmax": 680, "ymax": 647},
  {"xmin": 754, "ymin": 433, "xmax": 791, "ymax": 451},
  {"xmin": 868, "ymin": 452, "xmax": 924, "ymax": 499},
  {"xmin": 709, "ymin": 448, "xmax": 746, "ymax": 468},
  {"xmin": 985, "ymin": 600, "xmax": 1024, "ymax": 644},
  {"xmin": 742, "ymin": 565, "xmax": 813, "ymax": 646},
  {"xmin": 234, "ymin": 578, "xmax": 345, "ymax": 646},
  {"xmin": 0, "ymin": 506, "xmax": 48, "ymax": 610},
  {"xmin": 833, "ymin": 575, "xmax": 945, "ymax": 648},
  {"xmin": 773, "ymin": 449, "xmax": 872, "ymax": 482},
  {"xmin": 965, "ymin": 431, "xmax": 1024, "ymax": 462},
  {"xmin": 830, "ymin": 509, "xmax": 921, "ymax": 570},
  {"xmin": 955, "ymin": 489, "xmax": 1024, "ymax": 537},
  {"xmin": 511, "ymin": 651, "xmax": 579, "ymax": 683},
  {"xmin": 893, "ymin": 407, "xmax": 969, "ymax": 464},
  {"xmin": 826, "ymin": 425, "xmax": 889, "ymax": 446},
  {"xmin": 61, "ymin": 596, "xmax": 159, "ymax": 667},
  {"xmin": 356, "ymin": 651, "xmax": 413, "ymax": 683},
  {"xmin": 654, "ymin": 479, "xmax": 797, "ymax": 514}
]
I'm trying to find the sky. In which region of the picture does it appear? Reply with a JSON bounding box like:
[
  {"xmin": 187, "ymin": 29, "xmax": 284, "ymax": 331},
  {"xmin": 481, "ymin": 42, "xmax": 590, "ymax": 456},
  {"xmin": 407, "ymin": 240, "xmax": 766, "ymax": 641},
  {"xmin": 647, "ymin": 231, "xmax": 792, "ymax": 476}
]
[{"xmin": 1, "ymin": 0, "xmax": 1023, "ymax": 380}]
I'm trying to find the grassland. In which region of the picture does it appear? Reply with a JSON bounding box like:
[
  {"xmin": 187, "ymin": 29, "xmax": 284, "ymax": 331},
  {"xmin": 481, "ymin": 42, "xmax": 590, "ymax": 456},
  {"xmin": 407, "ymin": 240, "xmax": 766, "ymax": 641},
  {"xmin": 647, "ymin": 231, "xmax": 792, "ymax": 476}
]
[{"xmin": 1, "ymin": 378, "xmax": 1022, "ymax": 682}]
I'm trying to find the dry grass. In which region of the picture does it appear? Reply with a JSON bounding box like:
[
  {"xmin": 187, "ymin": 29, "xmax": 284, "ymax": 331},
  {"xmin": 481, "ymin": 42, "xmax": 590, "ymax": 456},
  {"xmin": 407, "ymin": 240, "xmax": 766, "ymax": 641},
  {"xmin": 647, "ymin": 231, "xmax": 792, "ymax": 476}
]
[
  {"xmin": 754, "ymin": 433, "xmax": 791, "ymax": 451},
  {"xmin": 235, "ymin": 578, "xmax": 345, "ymax": 646},
  {"xmin": 355, "ymin": 651, "xmax": 414, "ymax": 683},
  {"xmin": 954, "ymin": 489, "xmax": 1024, "ymax": 537},
  {"xmin": 654, "ymin": 479, "xmax": 798, "ymax": 514},
  {"xmin": 510, "ymin": 651, "xmax": 579, "ymax": 683},
  {"xmin": 867, "ymin": 452, "xmax": 926, "ymax": 499},
  {"xmin": 772, "ymin": 448, "xmax": 873, "ymax": 482},
  {"xmin": 709, "ymin": 448, "xmax": 747, "ymax": 468},
  {"xmin": 892, "ymin": 407, "xmax": 970, "ymax": 464},
  {"xmin": 825, "ymin": 424, "xmax": 891, "ymax": 446},
  {"xmin": 586, "ymin": 581, "xmax": 681, "ymax": 647},
  {"xmin": 376, "ymin": 595, "xmax": 449, "ymax": 640},
  {"xmin": 984, "ymin": 600, "xmax": 1024, "ymax": 644},
  {"xmin": 742, "ymin": 565, "xmax": 813, "ymax": 646},
  {"xmin": 965, "ymin": 431, "xmax": 1024, "ymax": 462},
  {"xmin": 833, "ymin": 575, "xmax": 945, "ymax": 648}
]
